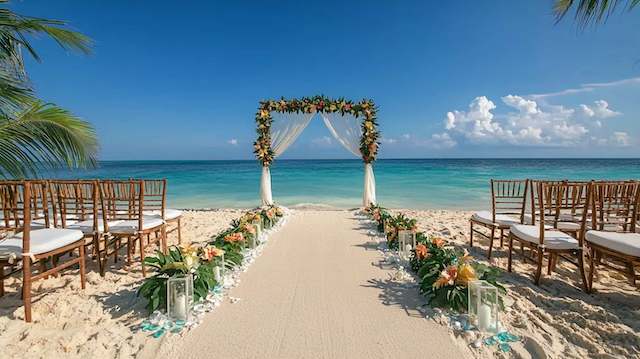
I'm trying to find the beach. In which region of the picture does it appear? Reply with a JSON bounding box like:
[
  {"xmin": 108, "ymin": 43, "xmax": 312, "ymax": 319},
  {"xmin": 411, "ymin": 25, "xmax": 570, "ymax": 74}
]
[{"xmin": 1, "ymin": 208, "xmax": 638, "ymax": 359}]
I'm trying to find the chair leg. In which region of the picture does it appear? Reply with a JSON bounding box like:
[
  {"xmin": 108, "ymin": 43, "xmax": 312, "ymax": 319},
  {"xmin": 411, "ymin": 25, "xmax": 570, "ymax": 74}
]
[
  {"xmin": 469, "ymin": 221, "xmax": 474, "ymax": 247},
  {"xmin": 161, "ymin": 225, "xmax": 168, "ymax": 254},
  {"xmin": 79, "ymin": 245, "xmax": 86, "ymax": 290},
  {"xmin": 587, "ymin": 246, "xmax": 595, "ymax": 293},
  {"xmin": 0, "ymin": 265, "xmax": 4, "ymax": 297},
  {"xmin": 507, "ymin": 234, "xmax": 514, "ymax": 272},
  {"xmin": 177, "ymin": 218, "xmax": 182, "ymax": 245},
  {"xmin": 139, "ymin": 235, "xmax": 147, "ymax": 277},
  {"xmin": 627, "ymin": 261, "xmax": 637, "ymax": 286},
  {"xmin": 23, "ymin": 258, "xmax": 32, "ymax": 323},
  {"xmin": 547, "ymin": 254, "xmax": 553, "ymax": 275},
  {"xmin": 487, "ymin": 226, "xmax": 495, "ymax": 259},
  {"xmin": 534, "ymin": 248, "xmax": 544, "ymax": 285},
  {"xmin": 577, "ymin": 249, "xmax": 588, "ymax": 292},
  {"xmin": 499, "ymin": 229, "xmax": 504, "ymax": 248}
]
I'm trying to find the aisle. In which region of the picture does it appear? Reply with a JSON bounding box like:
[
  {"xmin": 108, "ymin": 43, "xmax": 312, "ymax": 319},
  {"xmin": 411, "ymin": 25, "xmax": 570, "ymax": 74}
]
[{"xmin": 151, "ymin": 210, "xmax": 465, "ymax": 359}]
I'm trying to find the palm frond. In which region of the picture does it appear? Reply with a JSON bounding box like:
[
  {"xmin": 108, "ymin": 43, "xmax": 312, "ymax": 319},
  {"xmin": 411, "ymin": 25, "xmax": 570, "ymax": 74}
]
[
  {"xmin": 0, "ymin": 100, "xmax": 97, "ymax": 178},
  {"xmin": 554, "ymin": 0, "xmax": 640, "ymax": 27}
]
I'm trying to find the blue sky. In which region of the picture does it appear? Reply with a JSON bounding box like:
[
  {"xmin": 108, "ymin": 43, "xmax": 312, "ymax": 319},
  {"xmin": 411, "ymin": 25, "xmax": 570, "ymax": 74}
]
[{"xmin": 12, "ymin": 1, "xmax": 640, "ymax": 159}]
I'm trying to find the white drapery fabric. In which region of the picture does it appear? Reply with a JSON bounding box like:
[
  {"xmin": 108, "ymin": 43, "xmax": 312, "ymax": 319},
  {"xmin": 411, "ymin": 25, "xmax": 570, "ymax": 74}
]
[
  {"xmin": 260, "ymin": 112, "xmax": 314, "ymax": 205},
  {"xmin": 321, "ymin": 113, "xmax": 377, "ymax": 207}
]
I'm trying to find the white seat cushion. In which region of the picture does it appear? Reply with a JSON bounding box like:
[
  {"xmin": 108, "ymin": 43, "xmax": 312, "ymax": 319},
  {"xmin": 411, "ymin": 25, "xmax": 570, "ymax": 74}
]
[
  {"xmin": 0, "ymin": 228, "xmax": 84, "ymax": 258},
  {"xmin": 510, "ymin": 224, "xmax": 579, "ymax": 250},
  {"xmin": 108, "ymin": 217, "xmax": 164, "ymax": 234},
  {"xmin": 557, "ymin": 221, "xmax": 581, "ymax": 232},
  {"xmin": 67, "ymin": 219, "xmax": 116, "ymax": 234},
  {"xmin": 143, "ymin": 209, "xmax": 183, "ymax": 220},
  {"xmin": 472, "ymin": 211, "xmax": 520, "ymax": 227},
  {"xmin": 585, "ymin": 231, "xmax": 640, "ymax": 257}
]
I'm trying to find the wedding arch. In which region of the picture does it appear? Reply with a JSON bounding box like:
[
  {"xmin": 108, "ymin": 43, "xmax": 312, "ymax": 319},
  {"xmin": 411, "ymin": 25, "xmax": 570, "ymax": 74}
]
[{"xmin": 253, "ymin": 95, "xmax": 380, "ymax": 207}]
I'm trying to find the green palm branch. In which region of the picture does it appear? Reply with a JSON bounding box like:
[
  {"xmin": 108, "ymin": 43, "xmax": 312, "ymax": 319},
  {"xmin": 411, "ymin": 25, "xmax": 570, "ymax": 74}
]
[
  {"xmin": 0, "ymin": 100, "xmax": 97, "ymax": 178},
  {"xmin": 554, "ymin": 0, "xmax": 640, "ymax": 27},
  {"xmin": 0, "ymin": 1, "xmax": 96, "ymax": 177}
]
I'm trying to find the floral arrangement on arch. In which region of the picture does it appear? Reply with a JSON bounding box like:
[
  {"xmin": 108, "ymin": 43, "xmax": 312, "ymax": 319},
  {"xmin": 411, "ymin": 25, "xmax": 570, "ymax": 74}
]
[
  {"xmin": 137, "ymin": 205, "xmax": 285, "ymax": 314},
  {"xmin": 254, "ymin": 95, "xmax": 380, "ymax": 166},
  {"xmin": 363, "ymin": 204, "xmax": 506, "ymax": 312}
]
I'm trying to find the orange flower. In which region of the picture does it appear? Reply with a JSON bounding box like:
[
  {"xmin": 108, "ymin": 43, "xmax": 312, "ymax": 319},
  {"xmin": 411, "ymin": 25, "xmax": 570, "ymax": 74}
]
[
  {"xmin": 433, "ymin": 265, "xmax": 458, "ymax": 289},
  {"xmin": 201, "ymin": 246, "xmax": 224, "ymax": 261},
  {"xmin": 224, "ymin": 232, "xmax": 244, "ymax": 243},
  {"xmin": 415, "ymin": 244, "xmax": 429, "ymax": 260},
  {"xmin": 432, "ymin": 237, "xmax": 446, "ymax": 248},
  {"xmin": 243, "ymin": 223, "xmax": 256, "ymax": 235},
  {"xmin": 455, "ymin": 263, "xmax": 477, "ymax": 286}
]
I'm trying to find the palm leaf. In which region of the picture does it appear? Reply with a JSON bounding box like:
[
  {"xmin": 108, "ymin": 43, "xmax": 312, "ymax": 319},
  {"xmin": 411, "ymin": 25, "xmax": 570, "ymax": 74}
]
[
  {"xmin": 0, "ymin": 100, "xmax": 97, "ymax": 178},
  {"xmin": 554, "ymin": 0, "xmax": 640, "ymax": 27}
]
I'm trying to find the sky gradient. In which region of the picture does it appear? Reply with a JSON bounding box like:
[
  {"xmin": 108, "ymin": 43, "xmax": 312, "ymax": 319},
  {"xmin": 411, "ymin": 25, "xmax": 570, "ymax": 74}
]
[{"xmin": 12, "ymin": 1, "xmax": 640, "ymax": 159}]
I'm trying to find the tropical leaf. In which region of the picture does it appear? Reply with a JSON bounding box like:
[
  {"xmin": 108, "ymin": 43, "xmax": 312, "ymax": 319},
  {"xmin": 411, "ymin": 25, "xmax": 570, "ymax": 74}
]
[
  {"xmin": 0, "ymin": 100, "xmax": 97, "ymax": 178},
  {"xmin": 554, "ymin": 0, "xmax": 640, "ymax": 27}
]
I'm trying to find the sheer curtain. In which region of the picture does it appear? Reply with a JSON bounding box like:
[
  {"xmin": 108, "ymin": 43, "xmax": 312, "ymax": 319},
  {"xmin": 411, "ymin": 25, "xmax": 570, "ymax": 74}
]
[
  {"xmin": 321, "ymin": 113, "xmax": 377, "ymax": 207},
  {"xmin": 260, "ymin": 112, "xmax": 315, "ymax": 205}
]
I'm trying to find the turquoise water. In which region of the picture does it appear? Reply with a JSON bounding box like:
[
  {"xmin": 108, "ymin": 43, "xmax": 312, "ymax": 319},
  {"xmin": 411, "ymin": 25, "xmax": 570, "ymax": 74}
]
[{"xmin": 53, "ymin": 159, "xmax": 640, "ymax": 210}]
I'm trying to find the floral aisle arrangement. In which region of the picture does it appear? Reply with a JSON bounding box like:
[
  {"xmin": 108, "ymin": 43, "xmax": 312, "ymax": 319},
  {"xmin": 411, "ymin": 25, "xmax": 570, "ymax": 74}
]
[
  {"xmin": 362, "ymin": 204, "xmax": 518, "ymax": 353},
  {"xmin": 363, "ymin": 203, "xmax": 505, "ymax": 311},
  {"xmin": 137, "ymin": 205, "xmax": 288, "ymax": 337},
  {"xmin": 253, "ymin": 96, "xmax": 380, "ymax": 166}
]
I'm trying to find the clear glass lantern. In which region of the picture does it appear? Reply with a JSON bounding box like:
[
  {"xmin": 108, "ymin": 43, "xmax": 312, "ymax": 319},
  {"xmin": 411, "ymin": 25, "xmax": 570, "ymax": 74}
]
[
  {"xmin": 397, "ymin": 229, "xmax": 416, "ymax": 260},
  {"xmin": 468, "ymin": 280, "xmax": 500, "ymax": 334},
  {"xmin": 253, "ymin": 220, "xmax": 262, "ymax": 244},
  {"xmin": 167, "ymin": 274, "xmax": 193, "ymax": 321}
]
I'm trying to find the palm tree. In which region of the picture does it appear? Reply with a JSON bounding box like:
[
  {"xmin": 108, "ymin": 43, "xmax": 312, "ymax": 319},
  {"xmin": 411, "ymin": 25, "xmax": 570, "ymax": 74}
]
[
  {"xmin": 0, "ymin": 1, "xmax": 97, "ymax": 178},
  {"xmin": 554, "ymin": 0, "xmax": 639, "ymax": 27}
]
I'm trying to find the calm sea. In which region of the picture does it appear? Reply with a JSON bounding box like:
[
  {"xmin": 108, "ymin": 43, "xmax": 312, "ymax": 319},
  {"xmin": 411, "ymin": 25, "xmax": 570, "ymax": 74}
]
[{"xmin": 52, "ymin": 159, "xmax": 640, "ymax": 210}]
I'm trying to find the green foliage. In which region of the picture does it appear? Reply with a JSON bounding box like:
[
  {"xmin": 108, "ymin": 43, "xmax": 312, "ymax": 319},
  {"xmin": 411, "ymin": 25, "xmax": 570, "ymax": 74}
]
[
  {"xmin": 0, "ymin": 2, "xmax": 96, "ymax": 177},
  {"xmin": 137, "ymin": 247, "xmax": 219, "ymax": 314},
  {"xmin": 0, "ymin": 100, "xmax": 97, "ymax": 178},
  {"xmin": 554, "ymin": 0, "xmax": 639, "ymax": 27},
  {"xmin": 138, "ymin": 206, "xmax": 285, "ymax": 315}
]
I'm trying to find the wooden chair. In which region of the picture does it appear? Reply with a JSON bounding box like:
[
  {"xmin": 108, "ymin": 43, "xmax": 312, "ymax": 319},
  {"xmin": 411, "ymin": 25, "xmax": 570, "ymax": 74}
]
[
  {"xmin": 507, "ymin": 181, "xmax": 589, "ymax": 290},
  {"xmin": 585, "ymin": 181, "xmax": 640, "ymax": 292},
  {"xmin": 0, "ymin": 181, "xmax": 86, "ymax": 322},
  {"xmin": 49, "ymin": 180, "xmax": 102, "ymax": 260},
  {"xmin": 527, "ymin": 180, "xmax": 589, "ymax": 237},
  {"xmin": 470, "ymin": 179, "xmax": 528, "ymax": 259},
  {"xmin": 97, "ymin": 180, "xmax": 166, "ymax": 277},
  {"xmin": 140, "ymin": 179, "xmax": 183, "ymax": 244}
]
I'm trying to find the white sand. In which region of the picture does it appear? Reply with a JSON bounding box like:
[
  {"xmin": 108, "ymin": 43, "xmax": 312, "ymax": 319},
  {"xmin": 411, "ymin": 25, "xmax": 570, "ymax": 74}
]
[
  {"xmin": 145, "ymin": 210, "xmax": 466, "ymax": 359},
  {"xmin": 1, "ymin": 209, "xmax": 637, "ymax": 359}
]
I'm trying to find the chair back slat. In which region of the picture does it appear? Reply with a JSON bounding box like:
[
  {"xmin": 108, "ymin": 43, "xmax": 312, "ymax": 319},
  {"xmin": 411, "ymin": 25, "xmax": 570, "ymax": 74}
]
[
  {"xmin": 490, "ymin": 179, "xmax": 528, "ymax": 221},
  {"xmin": 137, "ymin": 179, "xmax": 166, "ymax": 218},
  {"xmin": 537, "ymin": 181, "xmax": 591, "ymax": 244},
  {"xmin": 98, "ymin": 180, "xmax": 143, "ymax": 232},
  {"xmin": 591, "ymin": 181, "xmax": 639, "ymax": 233},
  {"xmin": 0, "ymin": 181, "xmax": 33, "ymax": 252},
  {"xmin": 49, "ymin": 180, "xmax": 99, "ymax": 228}
]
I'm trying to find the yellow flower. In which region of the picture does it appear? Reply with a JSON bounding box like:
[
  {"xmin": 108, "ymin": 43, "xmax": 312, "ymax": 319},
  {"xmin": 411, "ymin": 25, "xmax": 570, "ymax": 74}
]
[
  {"xmin": 455, "ymin": 263, "xmax": 477, "ymax": 286},
  {"xmin": 260, "ymin": 109, "xmax": 270, "ymax": 119}
]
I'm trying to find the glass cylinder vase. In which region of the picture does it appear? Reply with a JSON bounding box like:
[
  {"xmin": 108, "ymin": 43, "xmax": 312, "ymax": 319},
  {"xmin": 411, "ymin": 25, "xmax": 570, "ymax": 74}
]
[
  {"xmin": 397, "ymin": 229, "xmax": 416, "ymax": 260},
  {"xmin": 468, "ymin": 280, "xmax": 500, "ymax": 334},
  {"xmin": 167, "ymin": 274, "xmax": 194, "ymax": 322}
]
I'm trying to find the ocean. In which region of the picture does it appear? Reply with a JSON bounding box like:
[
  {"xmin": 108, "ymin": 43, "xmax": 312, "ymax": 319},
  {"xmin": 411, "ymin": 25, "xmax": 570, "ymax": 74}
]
[{"xmin": 53, "ymin": 159, "xmax": 640, "ymax": 210}]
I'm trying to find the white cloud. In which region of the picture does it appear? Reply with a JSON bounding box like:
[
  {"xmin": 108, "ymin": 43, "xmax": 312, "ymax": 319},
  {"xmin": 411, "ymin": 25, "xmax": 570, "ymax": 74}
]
[
  {"xmin": 227, "ymin": 138, "xmax": 238, "ymax": 145},
  {"xmin": 424, "ymin": 132, "xmax": 457, "ymax": 149},
  {"xmin": 529, "ymin": 76, "xmax": 640, "ymax": 99},
  {"xmin": 439, "ymin": 95, "xmax": 624, "ymax": 148},
  {"xmin": 579, "ymin": 100, "xmax": 621, "ymax": 119},
  {"xmin": 401, "ymin": 133, "xmax": 411, "ymax": 140},
  {"xmin": 311, "ymin": 136, "xmax": 332, "ymax": 146},
  {"xmin": 381, "ymin": 137, "xmax": 397, "ymax": 144}
]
